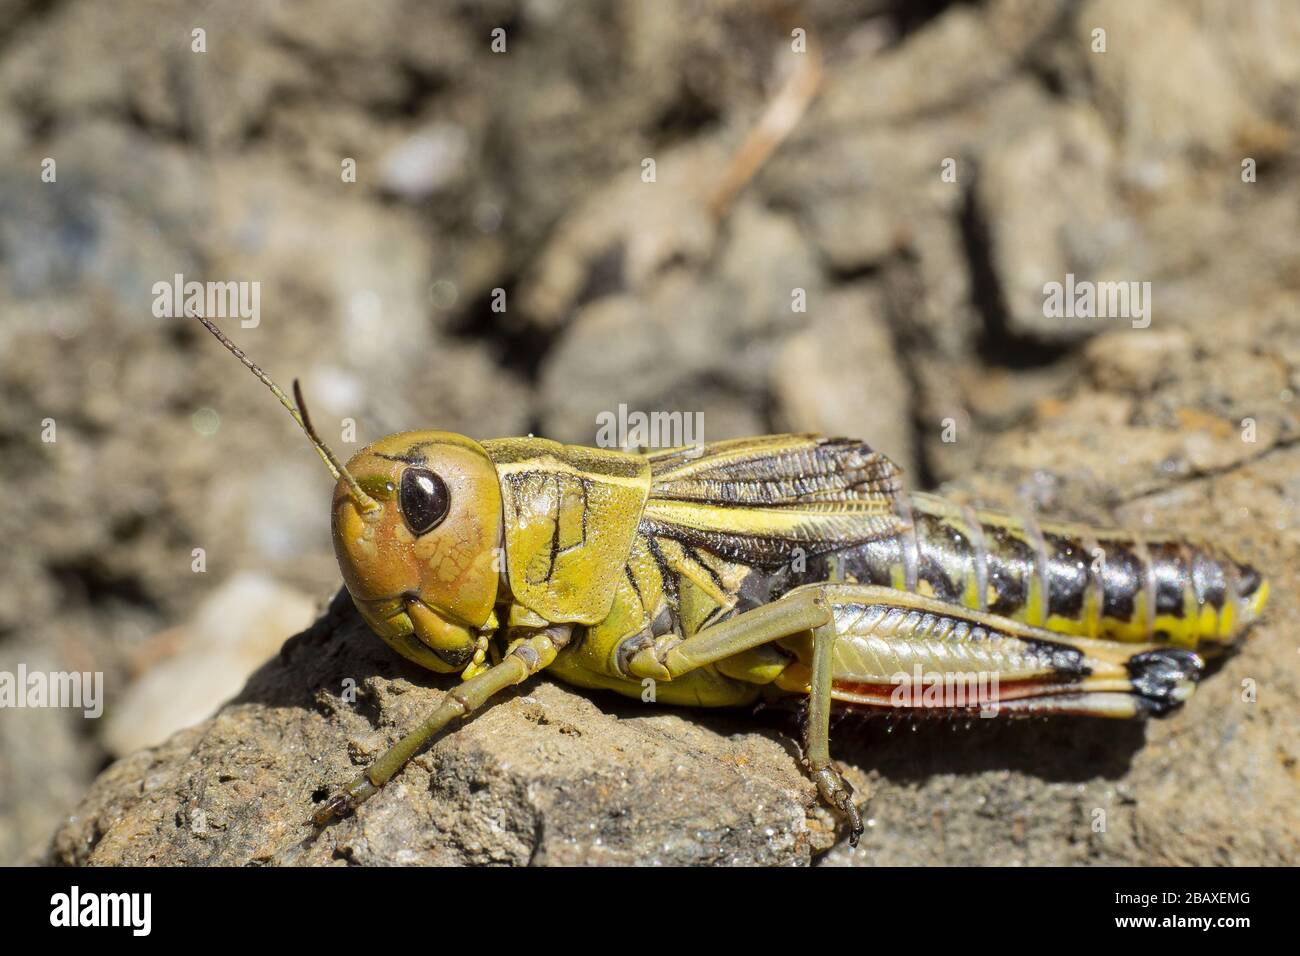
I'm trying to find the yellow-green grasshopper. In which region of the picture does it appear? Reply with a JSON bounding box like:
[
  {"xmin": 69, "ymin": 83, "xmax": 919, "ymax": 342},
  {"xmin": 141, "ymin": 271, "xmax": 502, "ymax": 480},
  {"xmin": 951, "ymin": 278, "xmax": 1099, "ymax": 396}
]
[{"xmin": 191, "ymin": 314, "xmax": 1269, "ymax": 845}]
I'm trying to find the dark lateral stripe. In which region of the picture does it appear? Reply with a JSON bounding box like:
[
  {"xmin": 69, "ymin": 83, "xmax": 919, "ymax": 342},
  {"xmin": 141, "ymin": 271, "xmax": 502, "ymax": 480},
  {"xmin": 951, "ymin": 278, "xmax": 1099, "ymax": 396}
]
[
  {"xmin": 981, "ymin": 523, "xmax": 1034, "ymax": 619},
  {"xmin": 683, "ymin": 542, "xmax": 726, "ymax": 591},
  {"xmin": 623, "ymin": 565, "xmax": 643, "ymax": 604},
  {"xmin": 1043, "ymin": 533, "xmax": 1088, "ymax": 619},
  {"xmin": 1146, "ymin": 540, "xmax": 1190, "ymax": 618},
  {"xmin": 638, "ymin": 514, "xmax": 899, "ymax": 570},
  {"xmin": 912, "ymin": 511, "xmax": 965, "ymax": 603},
  {"xmin": 1098, "ymin": 540, "xmax": 1142, "ymax": 621},
  {"xmin": 645, "ymin": 535, "xmax": 678, "ymax": 608}
]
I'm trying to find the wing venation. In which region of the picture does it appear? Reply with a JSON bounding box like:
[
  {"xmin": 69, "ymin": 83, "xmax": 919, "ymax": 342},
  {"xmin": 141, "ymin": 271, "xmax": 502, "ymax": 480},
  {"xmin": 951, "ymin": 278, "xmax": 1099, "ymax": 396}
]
[{"xmin": 642, "ymin": 435, "xmax": 905, "ymax": 568}]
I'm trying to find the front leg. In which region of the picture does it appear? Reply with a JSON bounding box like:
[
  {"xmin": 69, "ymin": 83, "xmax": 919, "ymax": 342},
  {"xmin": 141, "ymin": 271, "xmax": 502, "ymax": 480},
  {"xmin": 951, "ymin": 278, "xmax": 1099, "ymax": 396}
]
[{"xmin": 313, "ymin": 624, "xmax": 572, "ymax": 826}]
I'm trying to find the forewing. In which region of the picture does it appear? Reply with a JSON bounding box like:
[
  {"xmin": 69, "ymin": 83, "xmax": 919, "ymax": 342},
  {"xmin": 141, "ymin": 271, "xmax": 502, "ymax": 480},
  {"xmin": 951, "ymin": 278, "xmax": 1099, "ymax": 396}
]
[{"xmin": 641, "ymin": 435, "xmax": 905, "ymax": 568}]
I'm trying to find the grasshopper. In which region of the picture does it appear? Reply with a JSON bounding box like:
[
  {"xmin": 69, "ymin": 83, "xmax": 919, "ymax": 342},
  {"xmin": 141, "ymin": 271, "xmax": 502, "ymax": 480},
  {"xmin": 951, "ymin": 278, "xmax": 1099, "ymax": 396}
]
[{"xmin": 191, "ymin": 314, "xmax": 1269, "ymax": 846}]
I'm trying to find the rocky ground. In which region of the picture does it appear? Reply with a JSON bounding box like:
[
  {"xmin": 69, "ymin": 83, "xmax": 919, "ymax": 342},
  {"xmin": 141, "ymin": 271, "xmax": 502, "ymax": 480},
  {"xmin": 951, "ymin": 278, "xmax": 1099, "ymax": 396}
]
[{"xmin": 0, "ymin": 0, "xmax": 1296, "ymax": 864}]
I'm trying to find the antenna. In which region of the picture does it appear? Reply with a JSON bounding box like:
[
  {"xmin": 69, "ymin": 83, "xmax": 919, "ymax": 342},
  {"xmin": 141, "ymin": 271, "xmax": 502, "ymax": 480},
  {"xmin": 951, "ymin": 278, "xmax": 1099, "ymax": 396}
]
[{"xmin": 187, "ymin": 310, "xmax": 380, "ymax": 514}]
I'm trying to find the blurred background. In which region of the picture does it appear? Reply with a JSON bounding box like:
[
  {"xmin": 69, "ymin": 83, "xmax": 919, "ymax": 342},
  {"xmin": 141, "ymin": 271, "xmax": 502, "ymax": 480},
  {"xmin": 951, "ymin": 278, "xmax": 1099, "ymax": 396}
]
[{"xmin": 2, "ymin": 0, "xmax": 1299, "ymax": 864}]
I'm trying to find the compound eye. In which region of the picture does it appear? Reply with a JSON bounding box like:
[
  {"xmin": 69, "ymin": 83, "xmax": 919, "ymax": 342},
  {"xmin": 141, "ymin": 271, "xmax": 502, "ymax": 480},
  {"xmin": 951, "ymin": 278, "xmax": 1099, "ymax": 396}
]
[{"xmin": 398, "ymin": 467, "xmax": 450, "ymax": 536}]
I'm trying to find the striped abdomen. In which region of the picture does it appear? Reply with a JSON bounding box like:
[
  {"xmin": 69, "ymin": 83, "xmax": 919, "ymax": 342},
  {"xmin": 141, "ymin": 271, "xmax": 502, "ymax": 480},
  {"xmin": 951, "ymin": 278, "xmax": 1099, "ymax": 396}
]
[{"xmin": 839, "ymin": 492, "xmax": 1267, "ymax": 648}]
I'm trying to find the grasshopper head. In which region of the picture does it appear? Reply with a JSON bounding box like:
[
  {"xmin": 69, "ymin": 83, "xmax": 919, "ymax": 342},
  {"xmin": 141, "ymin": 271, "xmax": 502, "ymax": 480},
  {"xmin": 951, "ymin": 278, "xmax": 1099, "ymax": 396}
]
[
  {"xmin": 332, "ymin": 432, "xmax": 504, "ymax": 673},
  {"xmin": 185, "ymin": 314, "xmax": 504, "ymax": 674}
]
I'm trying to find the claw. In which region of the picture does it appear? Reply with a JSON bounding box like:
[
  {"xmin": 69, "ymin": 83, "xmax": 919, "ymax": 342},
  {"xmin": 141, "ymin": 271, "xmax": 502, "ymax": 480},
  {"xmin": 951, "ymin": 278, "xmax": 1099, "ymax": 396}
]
[
  {"xmin": 812, "ymin": 765, "xmax": 863, "ymax": 848},
  {"xmin": 311, "ymin": 793, "xmax": 351, "ymax": 827},
  {"xmin": 841, "ymin": 793, "xmax": 864, "ymax": 848},
  {"xmin": 310, "ymin": 774, "xmax": 379, "ymax": 827}
]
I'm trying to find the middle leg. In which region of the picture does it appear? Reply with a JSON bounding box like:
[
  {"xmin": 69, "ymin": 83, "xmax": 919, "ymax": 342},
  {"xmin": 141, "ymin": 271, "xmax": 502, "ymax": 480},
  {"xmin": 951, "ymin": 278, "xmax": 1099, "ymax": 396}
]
[
  {"xmin": 806, "ymin": 616, "xmax": 863, "ymax": 845},
  {"xmin": 622, "ymin": 585, "xmax": 865, "ymax": 841}
]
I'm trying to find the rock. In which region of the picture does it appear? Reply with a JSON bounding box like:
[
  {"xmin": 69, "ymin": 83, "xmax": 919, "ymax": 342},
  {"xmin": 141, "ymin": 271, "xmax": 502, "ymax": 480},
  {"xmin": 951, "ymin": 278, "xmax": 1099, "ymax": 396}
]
[
  {"xmin": 377, "ymin": 124, "xmax": 470, "ymax": 201},
  {"xmin": 813, "ymin": 5, "xmax": 1024, "ymax": 128},
  {"xmin": 51, "ymin": 589, "xmax": 835, "ymax": 866},
  {"xmin": 971, "ymin": 103, "xmax": 1132, "ymax": 343},
  {"xmin": 517, "ymin": 139, "xmax": 722, "ymax": 332},
  {"xmin": 102, "ymin": 573, "xmax": 319, "ymax": 757},
  {"xmin": 772, "ymin": 284, "xmax": 916, "ymax": 476},
  {"xmin": 537, "ymin": 201, "xmax": 823, "ymax": 446},
  {"xmin": 1077, "ymin": 0, "xmax": 1266, "ymax": 186}
]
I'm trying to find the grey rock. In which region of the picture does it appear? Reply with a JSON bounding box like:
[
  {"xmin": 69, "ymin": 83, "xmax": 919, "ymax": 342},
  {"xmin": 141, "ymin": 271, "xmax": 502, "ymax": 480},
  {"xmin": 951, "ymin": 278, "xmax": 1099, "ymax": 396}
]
[{"xmin": 50, "ymin": 590, "xmax": 835, "ymax": 866}]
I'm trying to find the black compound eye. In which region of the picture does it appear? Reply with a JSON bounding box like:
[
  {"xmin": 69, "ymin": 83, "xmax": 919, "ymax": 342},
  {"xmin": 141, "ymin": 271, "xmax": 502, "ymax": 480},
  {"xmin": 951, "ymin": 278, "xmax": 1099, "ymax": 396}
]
[{"xmin": 398, "ymin": 467, "xmax": 450, "ymax": 536}]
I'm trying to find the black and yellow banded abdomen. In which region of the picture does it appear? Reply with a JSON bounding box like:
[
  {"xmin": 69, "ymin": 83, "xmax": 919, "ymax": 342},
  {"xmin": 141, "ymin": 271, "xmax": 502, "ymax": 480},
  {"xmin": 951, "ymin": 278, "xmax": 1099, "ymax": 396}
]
[
  {"xmin": 838, "ymin": 492, "xmax": 1267, "ymax": 649},
  {"xmin": 637, "ymin": 435, "xmax": 1266, "ymax": 651}
]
